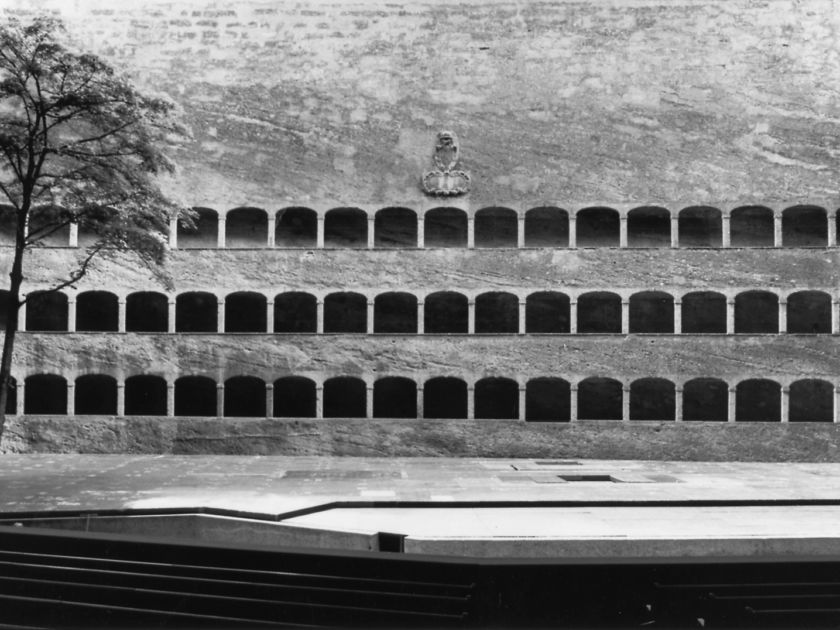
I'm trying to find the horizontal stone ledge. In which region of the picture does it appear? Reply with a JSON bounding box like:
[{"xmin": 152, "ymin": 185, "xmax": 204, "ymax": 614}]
[{"xmin": 6, "ymin": 416, "xmax": 840, "ymax": 462}]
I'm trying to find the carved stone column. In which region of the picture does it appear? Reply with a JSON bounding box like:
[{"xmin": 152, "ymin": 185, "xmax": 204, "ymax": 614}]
[
  {"xmin": 773, "ymin": 214, "xmax": 782, "ymax": 247},
  {"xmin": 166, "ymin": 382, "xmax": 175, "ymax": 417},
  {"xmin": 417, "ymin": 300, "xmax": 424, "ymax": 334},
  {"xmin": 366, "ymin": 385, "xmax": 374, "ymax": 419},
  {"xmin": 66, "ymin": 381, "xmax": 75, "ymax": 416},
  {"xmin": 367, "ymin": 217, "xmax": 375, "ymax": 249},
  {"xmin": 467, "ymin": 385, "xmax": 475, "ymax": 420},
  {"xmin": 517, "ymin": 216, "xmax": 525, "ymax": 248},
  {"xmin": 621, "ymin": 299, "xmax": 629, "ymax": 334},
  {"xmin": 116, "ymin": 381, "xmax": 125, "ymax": 416},
  {"xmin": 518, "ymin": 298, "xmax": 526, "ymax": 334},
  {"xmin": 569, "ymin": 300, "xmax": 578, "ymax": 334},
  {"xmin": 674, "ymin": 387, "xmax": 683, "ymax": 422},
  {"xmin": 778, "ymin": 299, "xmax": 787, "ymax": 334},
  {"xmin": 168, "ymin": 299, "xmax": 176, "ymax": 333},
  {"xmin": 518, "ymin": 386, "xmax": 526, "ymax": 421},
  {"xmin": 217, "ymin": 217, "xmax": 226, "ymax": 249},
  {"xmin": 622, "ymin": 386, "xmax": 630, "ymax": 421},
  {"xmin": 315, "ymin": 384, "xmax": 324, "ymax": 419},
  {"xmin": 568, "ymin": 215, "xmax": 577, "ymax": 248},
  {"xmin": 781, "ymin": 387, "xmax": 790, "ymax": 423},
  {"xmin": 168, "ymin": 216, "xmax": 177, "ymax": 249},
  {"xmin": 217, "ymin": 298, "xmax": 225, "ymax": 333},
  {"xmin": 569, "ymin": 385, "xmax": 578, "ymax": 422},
  {"xmin": 266, "ymin": 299, "xmax": 274, "ymax": 333},
  {"xmin": 467, "ymin": 216, "xmax": 475, "ymax": 249},
  {"xmin": 216, "ymin": 383, "xmax": 224, "ymax": 418},
  {"xmin": 316, "ymin": 300, "xmax": 324, "ymax": 333},
  {"xmin": 467, "ymin": 300, "xmax": 475, "ymax": 334},
  {"xmin": 16, "ymin": 379, "xmax": 24, "ymax": 416},
  {"xmin": 726, "ymin": 298, "xmax": 736, "ymax": 334},
  {"xmin": 416, "ymin": 386, "xmax": 424, "ymax": 419},
  {"xmin": 619, "ymin": 216, "xmax": 628, "ymax": 248},
  {"xmin": 67, "ymin": 295, "xmax": 76, "ymax": 333},
  {"xmin": 118, "ymin": 298, "xmax": 126, "ymax": 333},
  {"xmin": 316, "ymin": 216, "xmax": 325, "ymax": 248},
  {"xmin": 673, "ymin": 299, "xmax": 682, "ymax": 334},
  {"xmin": 728, "ymin": 386, "xmax": 737, "ymax": 422},
  {"xmin": 265, "ymin": 383, "xmax": 274, "ymax": 419},
  {"xmin": 367, "ymin": 300, "xmax": 375, "ymax": 334},
  {"xmin": 670, "ymin": 216, "xmax": 679, "ymax": 248},
  {"xmin": 721, "ymin": 213, "xmax": 731, "ymax": 248}
]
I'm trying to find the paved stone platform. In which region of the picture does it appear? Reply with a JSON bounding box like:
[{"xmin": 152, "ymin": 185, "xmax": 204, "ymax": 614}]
[{"xmin": 4, "ymin": 456, "xmax": 840, "ymax": 557}]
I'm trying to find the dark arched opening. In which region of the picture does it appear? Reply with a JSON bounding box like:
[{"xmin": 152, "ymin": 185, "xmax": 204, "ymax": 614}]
[
  {"xmin": 682, "ymin": 291, "xmax": 726, "ymax": 333},
  {"xmin": 526, "ymin": 291, "xmax": 570, "ymax": 333},
  {"xmin": 577, "ymin": 292, "xmax": 621, "ymax": 333},
  {"xmin": 629, "ymin": 291, "xmax": 674, "ymax": 333},
  {"xmin": 627, "ymin": 206, "xmax": 670, "ymax": 248},
  {"xmin": 789, "ymin": 379, "xmax": 833, "ymax": 422},
  {"xmin": 730, "ymin": 206, "xmax": 773, "ymax": 247},
  {"xmin": 683, "ymin": 378, "xmax": 728, "ymax": 421},
  {"xmin": 375, "ymin": 207, "xmax": 417, "ymax": 248},
  {"xmin": 526, "ymin": 378, "xmax": 570, "ymax": 422},
  {"xmin": 174, "ymin": 376, "xmax": 216, "ymax": 416},
  {"xmin": 475, "ymin": 377, "xmax": 518, "ymax": 419},
  {"xmin": 226, "ymin": 207, "xmax": 268, "ymax": 248},
  {"xmin": 275, "ymin": 207, "xmax": 317, "ymax": 247},
  {"xmin": 125, "ymin": 375, "xmax": 167, "ymax": 416},
  {"xmin": 576, "ymin": 207, "xmax": 619, "ymax": 247},
  {"xmin": 224, "ymin": 376, "xmax": 266, "ymax": 417},
  {"xmin": 787, "ymin": 291, "xmax": 831, "ymax": 334},
  {"xmin": 30, "ymin": 205, "xmax": 71, "ymax": 246},
  {"xmin": 525, "ymin": 207, "xmax": 568, "ymax": 247},
  {"xmin": 324, "ymin": 292, "xmax": 366, "ymax": 333},
  {"xmin": 475, "ymin": 207, "xmax": 517, "ymax": 247},
  {"xmin": 75, "ymin": 374, "xmax": 117, "ymax": 415},
  {"xmin": 177, "ymin": 207, "xmax": 218, "ymax": 248},
  {"xmin": 225, "ymin": 292, "xmax": 267, "ymax": 332},
  {"xmin": 5, "ymin": 377, "xmax": 15, "ymax": 415},
  {"xmin": 25, "ymin": 291, "xmax": 68, "ymax": 332},
  {"xmin": 736, "ymin": 379, "xmax": 781, "ymax": 422},
  {"xmin": 782, "ymin": 205, "xmax": 827, "ymax": 247},
  {"xmin": 630, "ymin": 378, "xmax": 675, "ymax": 420},
  {"xmin": 0, "ymin": 206, "xmax": 17, "ymax": 245},
  {"xmin": 274, "ymin": 292, "xmax": 317, "ymax": 333},
  {"xmin": 373, "ymin": 377, "xmax": 416, "ymax": 418},
  {"xmin": 76, "ymin": 291, "xmax": 118, "ymax": 332},
  {"xmin": 424, "ymin": 207, "xmax": 467, "ymax": 247},
  {"xmin": 374, "ymin": 292, "xmax": 417, "ymax": 333},
  {"xmin": 126, "ymin": 292, "xmax": 168, "ymax": 332},
  {"xmin": 679, "ymin": 206, "xmax": 722, "ymax": 247},
  {"xmin": 0, "ymin": 290, "xmax": 9, "ymax": 330},
  {"xmin": 475, "ymin": 292, "xmax": 518, "ymax": 333},
  {"xmin": 324, "ymin": 207, "xmax": 367, "ymax": 247},
  {"xmin": 424, "ymin": 292, "xmax": 468, "ymax": 333},
  {"xmin": 578, "ymin": 377, "xmax": 623, "ymax": 420},
  {"xmin": 24, "ymin": 375, "xmax": 66, "ymax": 414},
  {"xmin": 423, "ymin": 377, "xmax": 467, "ymax": 419},
  {"xmin": 323, "ymin": 376, "xmax": 366, "ymax": 418},
  {"xmin": 273, "ymin": 376, "xmax": 316, "ymax": 418},
  {"xmin": 175, "ymin": 292, "xmax": 218, "ymax": 332},
  {"xmin": 735, "ymin": 291, "xmax": 779, "ymax": 333}
]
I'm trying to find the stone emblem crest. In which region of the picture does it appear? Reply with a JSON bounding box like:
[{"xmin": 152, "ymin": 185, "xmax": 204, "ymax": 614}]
[{"xmin": 422, "ymin": 130, "xmax": 471, "ymax": 196}]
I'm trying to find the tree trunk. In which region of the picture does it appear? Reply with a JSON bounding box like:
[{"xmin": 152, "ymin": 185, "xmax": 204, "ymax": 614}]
[{"xmin": 0, "ymin": 212, "xmax": 27, "ymax": 445}]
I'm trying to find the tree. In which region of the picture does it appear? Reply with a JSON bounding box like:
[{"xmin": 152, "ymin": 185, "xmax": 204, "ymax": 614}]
[{"xmin": 0, "ymin": 16, "xmax": 184, "ymax": 438}]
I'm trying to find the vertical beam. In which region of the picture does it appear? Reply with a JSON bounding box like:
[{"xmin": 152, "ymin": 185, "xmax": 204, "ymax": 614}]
[
  {"xmin": 167, "ymin": 382, "xmax": 175, "ymax": 417},
  {"xmin": 116, "ymin": 381, "xmax": 125, "ymax": 416},
  {"xmin": 569, "ymin": 300, "xmax": 578, "ymax": 334},
  {"xmin": 827, "ymin": 212, "xmax": 836, "ymax": 247},
  {"xmin": 67, "ymin": 295, "xmax": 76, "ymax": 332},
  {"xmin": 316, "ymin": 216, "xmax": 325, "ymax": 248},
  {"xmin": 18, "ymin": 299, "xmax": 26, "ymax": 332},
  {"xmin": 518, "ymin": 386, "xmax": 526, "ymax": 421},
  {"xmin": 721, "ymin": 213, "xmax": 731, "ymax": 248},
  {"xmin": 216, "ymin": 383, "xmax": 224, "ymax": 418},
  {"xmin": 217, "ymin": 298, "xmax": 225, "ymax": 333},
  {"xmin": 467, "ymin": 385, "xmax": 475, "ymax": 419},
  {"xmin": 367, "ymin": 217, "xmax": 375, "ymax": 249},
  {"xmin": 622, "ymin": 386, "xmax": 630, "ymax": 421},
  {"xmin": 267, "ymin": 213, "xmax": 276, "ymax": 248},
  {"xmin": 467, "ymin": 216, "xmax": 475, "ymax": 249},
  {"xmin": 168, "ymin": 216, "xmax": 177, "ymax": 249},
  {"xmin": 673, "ymin": 299, "xmax": 682, "ymax": 334},
  {"xmin": 265, "ymin": 383, "xmax": 274, "ymax": 419},
  {"xmin": 726, "ymin": 298, "xmax": 736, "ymax": 334},
  {"xmin": 832, "ymin": 299, "xmax": 840, "ymax": 334},
  {"xmin": 316, "ymin": 300, "xmax": 324, "ymax": 333},
  {"xmin": 366, "ymin": 385, "xmax": 374, "ymax": 419},
  {"xmin": 674, "ymin": 386, "xmax": 683, "ymax": 422},
  {"xmin": 517, "ymin": 215, "xmax": 525, "ymax": 248},
  {"xmin": 66, "ymin": 381, "xmax": 75, "ymax": 416},
  {"xmin": 773, "ymin": 213, "xmax": 782, "ymax": 247},
  {"xmin": 168, "ymin": 298, "xmax": 176, "ymax": 333},
  {"xmin": 16, "ymin": 379, "xmax": 24, "ymax": 416},
  {"xmin": 670, "ymin": 216, "xmax": 679, "ymax": 248},
  {"xmin": 619, "ymin": 216, "xmax": 628, "ymax": 248},
  {"xmin": 217, "ymin": 217, "xmax": 226, "ymax": 249},
  {"xmin": 416, "ymin": 386, "xmax": 424, "ymax": 419},
  {"xmin": 778, "ymin": 299, "xmax": 787, "ymax": 334},
  {"xmin": 315, "ymin": 384, "xmax": 324, "ymax": 419},
  {"xmin": 417, "ymin": 213, "xmax": 425, "ymax": 248},
  {"xmin": 621, "ymin": 299, "xmax": 629, "ymax": 334},
  {"xmin": 266, "ymin": 299, "xmax": 274, "ymax": 333},
  {"xmin": 118, "ymin": 298, "xmax": 126, "ymax": 333},
  {"xmin": 781, "ymin": 386, "xmax": 790, "ymax": 423},
  {"xmin": 367, "ymin": 299, "xmax": 375, "ymax": 334},
  {"xmin": 569, "ymin": 385, "xmax": 578, "ymax": 422},
  {"xmin": 417, "ymin": 300, "xmax": 425, "ymax": 334},
  {"xmin": 568, "ymin": 215, "xmax": 576, "ymax": 248},
  {"xmin": 467, "ymin": 299, "xmax": 475, "ymax": 334},
  {"xmin": 69, "ymin": 222, "xmax": 79, "ymax": 248},
  {"xmin": 728, "ymin": 386, "xmax": 737, "ymax": 422},
  {"xmin": 518, "ymin": 298, "xmax": 526, "ymax": 334}
]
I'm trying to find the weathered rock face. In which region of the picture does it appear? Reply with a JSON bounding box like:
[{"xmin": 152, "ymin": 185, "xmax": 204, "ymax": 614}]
[{"xmin": 5, "ymin": 0, "xmax": 840, "ymax": 208}]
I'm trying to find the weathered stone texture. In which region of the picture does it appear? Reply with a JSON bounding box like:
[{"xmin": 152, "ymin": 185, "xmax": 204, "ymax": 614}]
[{"xmin": 4, "ymin": 0, "xmax": 840, "ymax": 208}]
